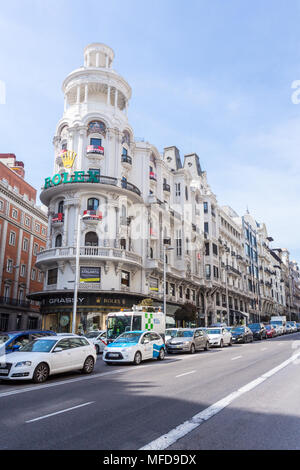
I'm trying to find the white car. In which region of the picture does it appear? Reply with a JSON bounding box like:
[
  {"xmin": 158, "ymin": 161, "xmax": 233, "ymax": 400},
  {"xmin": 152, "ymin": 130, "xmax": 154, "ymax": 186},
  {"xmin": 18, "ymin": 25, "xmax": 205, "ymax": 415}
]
[
  {"xmin": 0, "ymin": 335, "xmax": 97, "ymax": 383},
  {"xmin": 84, "ymin": 330, "xmax": 107, "ymax": 354},
  {"xmin": 103, "ymin": 330, "xmax": 166, "ymax": 365},
  {"xmin": 205, "ymin": 327, "xmax": 232, "ymax": 347}
]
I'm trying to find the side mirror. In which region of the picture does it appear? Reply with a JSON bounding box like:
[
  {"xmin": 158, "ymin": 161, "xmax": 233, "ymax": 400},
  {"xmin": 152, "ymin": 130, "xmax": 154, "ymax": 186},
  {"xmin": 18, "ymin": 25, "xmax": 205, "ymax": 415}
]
[{"xmin": 53, "ymin": 347, "xmax": 63, "ymax": 353}]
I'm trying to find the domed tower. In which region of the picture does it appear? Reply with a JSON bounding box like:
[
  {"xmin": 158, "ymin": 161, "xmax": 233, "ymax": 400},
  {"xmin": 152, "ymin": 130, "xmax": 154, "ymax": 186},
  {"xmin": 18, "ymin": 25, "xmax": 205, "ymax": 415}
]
[{"xmin": 36, "ymin": 44, "xmax": 146, "ymax": 334}]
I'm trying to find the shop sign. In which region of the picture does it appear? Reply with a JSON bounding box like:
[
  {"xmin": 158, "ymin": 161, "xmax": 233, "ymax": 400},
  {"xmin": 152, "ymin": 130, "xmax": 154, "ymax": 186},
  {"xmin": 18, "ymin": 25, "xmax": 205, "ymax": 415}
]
[{"xmin": 44, "ymin": 170, "xmax": 100, "ymax": 189}]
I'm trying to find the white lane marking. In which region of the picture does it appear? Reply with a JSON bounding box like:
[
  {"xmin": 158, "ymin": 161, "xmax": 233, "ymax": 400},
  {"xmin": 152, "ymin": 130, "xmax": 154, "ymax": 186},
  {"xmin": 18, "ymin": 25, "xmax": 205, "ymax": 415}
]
[
  {"xmin": 26, "ymin": 401, "xmax": 94, "ymax": 423},
  {"xmin": 176, "ymin": 371, "xmax": 196, "ymax": 378},
  {"xmin": 231, "ymin": 356, "xmax": 242, "ymax": 361},
  {"xmin": 140, "ymin": 349, "xmax": 300, "ymax": 450}
]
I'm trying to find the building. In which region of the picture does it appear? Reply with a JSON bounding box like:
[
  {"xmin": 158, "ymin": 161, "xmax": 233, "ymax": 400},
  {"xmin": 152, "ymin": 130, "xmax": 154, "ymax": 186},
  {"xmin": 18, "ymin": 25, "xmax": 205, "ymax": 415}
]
[
  {"xmin": 0, "ymin": 154, "xmax": 48, "ymax": 331},
  {"xmin": 29, "ymin": 43, "xmax": 300, "ymax": 331}
]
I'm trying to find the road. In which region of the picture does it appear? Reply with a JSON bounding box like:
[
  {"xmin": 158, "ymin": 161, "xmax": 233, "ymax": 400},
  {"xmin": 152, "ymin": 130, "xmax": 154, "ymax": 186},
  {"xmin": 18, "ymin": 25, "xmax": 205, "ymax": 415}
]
[{"xmin": 0, "ymin": 333, "xmax": 300, "ymax": 450}]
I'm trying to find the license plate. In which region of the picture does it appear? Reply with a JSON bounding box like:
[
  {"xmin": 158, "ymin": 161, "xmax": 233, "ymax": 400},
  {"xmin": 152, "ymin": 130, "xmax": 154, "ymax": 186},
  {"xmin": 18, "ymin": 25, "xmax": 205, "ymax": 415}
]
[{"xmin": 109, "ymin": 353, "xmax": 119, "ymax": 357}]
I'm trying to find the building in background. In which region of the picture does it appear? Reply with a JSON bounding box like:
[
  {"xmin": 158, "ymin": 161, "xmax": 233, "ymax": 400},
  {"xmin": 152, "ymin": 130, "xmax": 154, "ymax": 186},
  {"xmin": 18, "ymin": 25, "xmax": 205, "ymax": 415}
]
[{"xmin": 0, "ymin": 154, "xmax": 47, "ymax": 331}]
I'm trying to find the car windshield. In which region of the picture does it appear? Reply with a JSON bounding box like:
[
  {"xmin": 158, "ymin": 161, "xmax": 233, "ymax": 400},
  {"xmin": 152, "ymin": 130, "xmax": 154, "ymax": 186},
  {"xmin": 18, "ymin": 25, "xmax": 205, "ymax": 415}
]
[
  {"xmin": 232, "ymin": 327, "xmax": 244, "ymax": 333},
  {"xmin": 107, "ymin": 316, "xmax": 132, "ymax": 340},
  {"xmin": 271, "ymin": 321, "xmax": 282, "ymax": 325},
  {"xmin": 85, "ymin": 332, "xmax": 101, "ymax": 338},
  {"xmin": 20, "ymin": 339, "xmax": 57, "ymax": 353},
  {"xmin": 206, "ymin": 329, "xmax": 221, "ymax": 334},
  {"xmin": 165, "ymin": 329, "xmax": 178, "ymax": 337},
  {"xmin": 113, "ymin": 332, "xmax": 142, "ymax": 344},
  {"xmin": 248, "ymin": 324, "xmax": 260, "ymax": 329},
  {"xmin": 0, "ymin": 335, "xmax": 10, "ymax": 345},
  {"xmin": 174, "ymin": 330, "xmax": 194, "ymax": 338}
]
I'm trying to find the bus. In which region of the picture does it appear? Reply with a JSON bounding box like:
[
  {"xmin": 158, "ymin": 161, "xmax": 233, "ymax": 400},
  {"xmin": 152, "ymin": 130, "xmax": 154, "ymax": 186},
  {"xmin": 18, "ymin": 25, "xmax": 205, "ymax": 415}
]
[{"xmin": 106, "ymin": 306, "xmax": 166, "ymax": 342}]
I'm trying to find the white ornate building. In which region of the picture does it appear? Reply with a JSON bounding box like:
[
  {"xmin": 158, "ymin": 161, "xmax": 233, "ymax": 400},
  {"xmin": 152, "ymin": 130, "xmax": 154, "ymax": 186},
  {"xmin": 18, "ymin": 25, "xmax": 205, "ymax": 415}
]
[{"xmin": 30, "ymin": 43, "xmax": 299, "ymax": 332}]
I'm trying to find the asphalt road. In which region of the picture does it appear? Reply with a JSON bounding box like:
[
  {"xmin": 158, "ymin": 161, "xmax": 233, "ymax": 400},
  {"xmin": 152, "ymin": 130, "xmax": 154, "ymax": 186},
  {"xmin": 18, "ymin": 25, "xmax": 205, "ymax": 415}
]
[{"xmin": 0, "ymin": 333, "xmax": 300, "ymax": 450}]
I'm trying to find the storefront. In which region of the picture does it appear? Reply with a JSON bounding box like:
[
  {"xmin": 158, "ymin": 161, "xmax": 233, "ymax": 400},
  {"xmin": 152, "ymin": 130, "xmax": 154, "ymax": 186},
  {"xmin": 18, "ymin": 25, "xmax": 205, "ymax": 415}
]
[{"xmin": 30, "ymin": 291, "xmax": 144, "ymax": 333}]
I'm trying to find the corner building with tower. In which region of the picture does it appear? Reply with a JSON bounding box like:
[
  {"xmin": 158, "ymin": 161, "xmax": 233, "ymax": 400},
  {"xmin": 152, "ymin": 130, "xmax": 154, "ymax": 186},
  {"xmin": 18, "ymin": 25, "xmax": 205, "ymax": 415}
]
[{"xmin": 30, "ymin": 43, "xmax": 295, "ymax": 333}]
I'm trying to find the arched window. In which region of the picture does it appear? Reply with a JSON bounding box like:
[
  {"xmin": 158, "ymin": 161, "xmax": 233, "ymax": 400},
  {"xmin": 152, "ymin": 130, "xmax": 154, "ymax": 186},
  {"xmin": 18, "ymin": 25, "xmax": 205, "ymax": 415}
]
[
  {"xmin": 55, "ymin": 234, "xmax": 62, "ymax": 247},
  {"xmin": 85, "ymin": 232, "xmax": 98, "ymax": 246},
  {"xmin": 58, "ymin": 200, "xmax": 64, "ymax": 214},
  {"xmin": 87, "ymin": 198, "xmax": 99, "ymax": 211},
  {"xmin": 87, "ymin": 121, "xmax": 106, "ymax": 137}
]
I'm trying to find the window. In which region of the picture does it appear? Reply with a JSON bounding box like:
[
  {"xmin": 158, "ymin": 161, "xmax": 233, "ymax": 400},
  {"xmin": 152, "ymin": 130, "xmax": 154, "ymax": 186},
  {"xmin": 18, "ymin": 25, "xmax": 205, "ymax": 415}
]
[
  {"xmin": 6, "ymin": 259, "xmax": 13, "ymax": 273},
  {"xmin": 150, "ymin": 247, "xmax": 153, "ymax": 259},
  {"xmin": 179, "ymin": 286, "xmax": 183, "ymax": 298},
  {"xmin": 212, "ymin": 243, "xmax": 218, "ymax": 256},
  {"xmin": 55, "ymin": 234, "xmax": 62, "ymax": 247},
  {"xmin": 23, "ymin": 238, "xmax": 29, "ymax": 252},
  {"xmin": 121, "ymin": 270, "xmax": 130, "ymax": 287},
  {"xmin": 90, "ymin": 137, "xmax": 102, "ymax": 147},
  {"xmin": 149, "ymin": 277, "xmax": 159, "ymax": 292},
  {"xmin": 0, "ymin": 200, "xmax": 3, "ymax": 211},
  {"xmin": 33, "ymin": 243, "xmax": 39, "ymax": 255},
  {"xmin": 170, "ymin": 283, "xmax": 175, "ymax": 296},
  {"xmin": 205, "ymin": 264, "xmax": 211, "ymax": 279},
  {"xmin": 47, "ymin": 268, "xmax": 58, "ymax": 285},
  {"xmin": 20, "ymin": 264, "xmax": 26, "ymax": 277},
  {"xmin": 38, "ymin": 271, "xmax": 43, "ymax": 282},
  {"xmin": 122, "ymin": 147, "xmax": 128, "ymax": 156},
  {"xmin": 41, "ymin": 227, "xmax": 46, "ymax": 236},
  {"xmin": 185, "ymin": 186, "xmax": 188, "ymax": 201},
  {"xmin": 204, "ymin": 222, "xmax": 209, "ymax": 234},
  {"xmin": 203, "ymin": 202, "xmax": 208, "ymax": 213},
  {"xmin": 213, "ymin": 266, "xmax": 219, "ymax": 279},
  {"xmin": 31, "ymin": 269, "xmax": 36, "ymax": 281},
  {"xmin": 205, "ymin": 243, "xmax": 210, "ymax": 256},
  {"xmin": 120, "ymin": 238, "xmax": 126, "ymax": 250},
  {"xmin": 12, "ymin": 208, "xmax": 18, "ymax": 219},
  {"xmin": 9, "ymin": 231, "xmax": 16, "ymax": 246},
  {"xmin": 4, "ymin": 286, "xmax": 10, "ymax": 301},
  {"xmin": 58, "ymin": 200, "xmax": 64, "ymax": 214},
  {"xmin": 25, "ymin": 216, "xmax": 30, "ymax": 227},
  {"xmin": 84, "ymin": 232, "xmax": 98, "ymax": 246},
  {"xmin": 35, "ymin": 223, "xmax": 40, "ymax": 232},
  {"xmin": 87, "ymin": 198, "xmax": 99, "ymax": 211},
  {"xmin": 176, "ymin": 230, "xmax": 182, "ymax": 256},
  {"xmin": 175, "ymin": 183, "xmax": 181, "ymax": 196},
  {"xmin": 186, "ymin": 288, "xmax": 190, "ymax": 300}
]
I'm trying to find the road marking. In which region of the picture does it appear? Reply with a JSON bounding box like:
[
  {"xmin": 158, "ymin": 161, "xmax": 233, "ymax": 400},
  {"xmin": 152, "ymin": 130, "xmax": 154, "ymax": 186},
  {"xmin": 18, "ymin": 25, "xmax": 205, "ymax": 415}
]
[
  {"xmin": 176, "ymin": 370, "xmax": 196, "ymax": 378},
  {"xmin": 231, "ymin": 356, "xmax": 242, "ymax": 361},
  {"xmin": 140, "ymin": 349, "xmax": 300, "ymax": 450},
  {"xmin": 26, "ymin": 402, "xmax": 94, "ymax": 423}
]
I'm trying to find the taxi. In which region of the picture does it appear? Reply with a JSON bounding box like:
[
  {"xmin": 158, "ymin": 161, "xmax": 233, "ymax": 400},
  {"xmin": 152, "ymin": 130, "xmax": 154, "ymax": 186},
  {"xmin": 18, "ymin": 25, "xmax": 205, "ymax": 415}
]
[{"xmin": 103, "ymin": 330, "xmax": 165, "ymax": 365}]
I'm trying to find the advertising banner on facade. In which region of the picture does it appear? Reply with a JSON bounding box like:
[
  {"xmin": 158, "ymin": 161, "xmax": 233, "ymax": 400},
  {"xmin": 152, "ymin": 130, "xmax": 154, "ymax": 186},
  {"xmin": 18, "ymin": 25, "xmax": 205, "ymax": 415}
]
[{"xmin": 80, "ymin": 267, "xmax": 101, "ymax": 283}]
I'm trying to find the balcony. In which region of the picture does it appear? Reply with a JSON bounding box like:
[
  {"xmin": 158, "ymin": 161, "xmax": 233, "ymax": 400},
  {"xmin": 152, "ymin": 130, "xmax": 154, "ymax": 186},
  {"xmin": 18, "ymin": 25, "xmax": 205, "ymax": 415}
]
[
  {"xmin": 82, "ymin": 210, "xmax": 103, "ymax": 223},
  {"xmin": 149, "ymin": 171, "xmax": 157, "ymax": 182},
  {"xmin": 163, "ymin": 183, "xmax": 170, "ymax": 192},
  {"xmin": 86, "ymin": 144, "xmax": 104, "ymax": 156},
  {"xmin": 52, "ymin": 212, "xmax": 64, "ymax": 225},
  {"xmin": 36, "ymin": 245, "xmax": 142, "ymax": 268},
  {"xmin": 121, "ymin": 155, "xmax": 132, "ymax": 167}
]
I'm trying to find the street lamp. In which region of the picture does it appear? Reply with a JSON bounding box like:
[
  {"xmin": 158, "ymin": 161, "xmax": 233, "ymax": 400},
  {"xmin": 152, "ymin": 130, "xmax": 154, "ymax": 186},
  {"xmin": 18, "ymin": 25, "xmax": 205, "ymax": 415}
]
[{"xmin": 163, "ymin": 238, "xmax": 174, "ymax": 316}]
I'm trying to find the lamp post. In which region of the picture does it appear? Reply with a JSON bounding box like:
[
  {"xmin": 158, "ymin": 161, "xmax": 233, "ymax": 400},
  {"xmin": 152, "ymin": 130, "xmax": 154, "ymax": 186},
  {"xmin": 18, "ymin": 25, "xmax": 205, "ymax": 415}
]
[{"xmin": 72, "ymin": 212, "xmax": 82, "ymax": 334}]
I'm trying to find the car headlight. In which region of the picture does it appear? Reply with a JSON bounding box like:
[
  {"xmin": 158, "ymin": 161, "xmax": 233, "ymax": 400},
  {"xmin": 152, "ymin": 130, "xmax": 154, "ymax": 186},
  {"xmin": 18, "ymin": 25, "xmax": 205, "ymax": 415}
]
[{"xmin": 15, "ymin": 361, "xmax": 32, "ymax": 367}]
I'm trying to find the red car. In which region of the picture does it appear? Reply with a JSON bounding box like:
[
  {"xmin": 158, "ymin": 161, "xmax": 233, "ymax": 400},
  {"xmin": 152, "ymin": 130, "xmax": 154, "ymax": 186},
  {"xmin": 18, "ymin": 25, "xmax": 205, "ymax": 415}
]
[{"xmin": 265, "ymin": 325, "xmax": 276, "ymax": 338}]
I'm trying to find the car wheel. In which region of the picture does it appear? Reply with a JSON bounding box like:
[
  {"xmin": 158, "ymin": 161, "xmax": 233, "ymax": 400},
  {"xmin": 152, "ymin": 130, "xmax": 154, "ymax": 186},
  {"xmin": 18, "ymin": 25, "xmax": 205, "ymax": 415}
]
[
  {"xmin": 228, "ymin": 339, "xmax": 232, "ymax": 347},
  {"xmin": 204, "ymin": 341, "xmax": 210, "ymax": 351},
  {"xmin": 95, "ymin": 344, "xmax": 100, "ymax": 355},
  {"xmin": 82, "ymin": 356, "xmax": 94, "ymax": 374},
  {"xmin": 190, "ymin": 344, "xmax": 196, "ymax": 354},
  {"xmin": 33, "ymin": 362, "xmax": 49, "ymax": 384},
  {"xmin": 219, "ymin": 340, "xmax": 224, "ymax": 348},
  {"xmin": 133, "ymin": 351, "xmax": 142, "ymax": 365},
  {"xmin": 158, "ymin": 348, "xmax": 165, "ymax": 361}
]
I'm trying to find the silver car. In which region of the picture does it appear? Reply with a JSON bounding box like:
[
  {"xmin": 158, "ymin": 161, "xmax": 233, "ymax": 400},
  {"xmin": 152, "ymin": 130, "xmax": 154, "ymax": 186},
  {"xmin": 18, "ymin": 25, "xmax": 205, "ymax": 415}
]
[
  {"xmin": 166, "ymin": 328, "xmax": 210, "ymax": 354},
  {"xmin": 84, "ymin": 330, "xmax": 107, "ymax": 354}
]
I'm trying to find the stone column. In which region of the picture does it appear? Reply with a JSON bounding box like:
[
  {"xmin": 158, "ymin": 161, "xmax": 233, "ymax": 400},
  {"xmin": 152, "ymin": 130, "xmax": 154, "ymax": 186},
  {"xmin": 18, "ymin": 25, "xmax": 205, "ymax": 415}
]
[
  {"xmin": 84, "ymin": 84, "xmax": 88, "ymax": 103},
  {"xmin": 96, "ymin": 52, "xmax": 100, "ymax": 67},
  {"xmin": 114, "ymin": 88, "xmax": 118, "ymax": 110},
  {"xmin": 107, "ymin": 85, "xmax": 111, "ymax": 106}
]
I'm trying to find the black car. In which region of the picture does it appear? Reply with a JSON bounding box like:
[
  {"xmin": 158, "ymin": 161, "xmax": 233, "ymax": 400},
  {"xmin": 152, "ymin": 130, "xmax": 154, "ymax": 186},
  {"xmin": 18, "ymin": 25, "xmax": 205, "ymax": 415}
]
[
  {"xmin": 231, "ymin": 326, "xmax": 253, "ymax": 344},
  {"xmin": 248, "ymin": 323, "xmax": 267, "ymax": 340}
]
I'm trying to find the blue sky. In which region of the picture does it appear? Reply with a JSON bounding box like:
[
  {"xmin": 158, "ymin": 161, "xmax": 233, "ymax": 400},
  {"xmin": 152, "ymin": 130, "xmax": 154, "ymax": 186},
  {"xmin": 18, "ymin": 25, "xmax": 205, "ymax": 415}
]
[{"xmin": 0, "ymin": 0, "xmax": 300, "ymax": 262}]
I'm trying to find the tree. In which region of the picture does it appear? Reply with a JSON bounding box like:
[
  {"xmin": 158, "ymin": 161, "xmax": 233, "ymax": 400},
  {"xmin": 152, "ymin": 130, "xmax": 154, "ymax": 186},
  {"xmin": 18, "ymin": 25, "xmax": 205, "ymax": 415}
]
[
  {"xmin": 174, "ymin": 302, "xmax": 198, "ymax": 325},
  {"xmin": 138, "ymin": 298, "xmax": 155, "ymax": 312}
]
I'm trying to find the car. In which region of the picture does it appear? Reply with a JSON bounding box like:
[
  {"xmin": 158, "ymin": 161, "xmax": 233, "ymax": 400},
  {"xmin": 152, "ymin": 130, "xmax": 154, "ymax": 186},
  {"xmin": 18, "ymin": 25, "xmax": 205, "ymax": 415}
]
[
  {"xmin": 287, "ymin": 321, "xmax": 297, "ymax": 333},
  {"xmin": 165, "ymin": 328, "xmax": 179, "ymax": 343},
  {"xmin": 285, "ymin": 324, "xmax": 293, "ymax": 334},
  {"xmin": 231, "ymin": 326, "xmax": 253, "ymax": 343},
  {"xmin": 248, "ymin": 323, "xmax": 267, "ymax": 340},
  {"xmin": 0, "ymin": 330, "xmax": 57, "ymax": 355},
  {"xmin": 272, "ymin": 324, "xmax": 283, "ymax": 336},
  {"xmin": 296, "ymin": 323, "xmax": 300, "ymax": 332},
  {"xmin": 204, "ymin": 327, "xmax": 232, "ymax": 347},
  {"xmin": 210, "ymin": 323, "xmax": 227, "ymax": 328},
  {"xmin": 84, "ymin": 330, "xmax": 107, "ymax": 354},
  {"xmin": 265, "ymin": 325, "xmax": 277, "ymax": 338},
  {"xmin": 166, "ymin": 328, "xmax": 210, "ymax": 354},
  {"xmin": 103, "ymin": 330, "xmax": 165, "ymax": 365},
  {"xmin": 0, "ymin": 335, "xmax": 97, "ymax": 383}
]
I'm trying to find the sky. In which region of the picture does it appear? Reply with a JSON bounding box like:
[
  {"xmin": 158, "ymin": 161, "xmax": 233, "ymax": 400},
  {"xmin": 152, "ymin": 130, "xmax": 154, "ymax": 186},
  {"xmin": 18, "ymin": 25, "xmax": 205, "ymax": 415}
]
[{"xmin": 0, "ymin": 0, "xmax": 300, "ymax": 263}]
